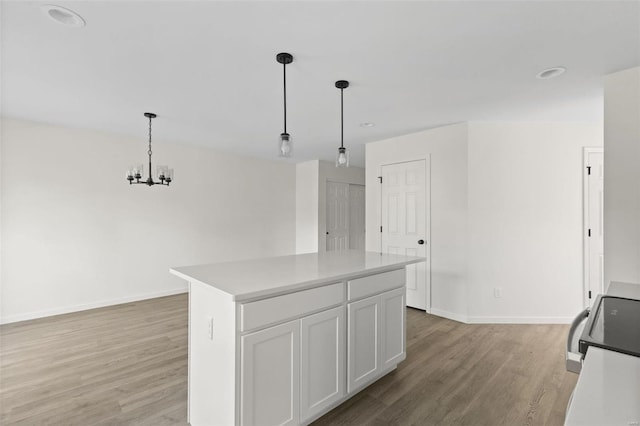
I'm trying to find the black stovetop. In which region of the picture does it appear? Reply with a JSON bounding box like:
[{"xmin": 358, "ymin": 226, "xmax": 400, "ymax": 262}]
[{"xmin": 579, "ymin": 295, "xmax": 640, "ymax": 358}]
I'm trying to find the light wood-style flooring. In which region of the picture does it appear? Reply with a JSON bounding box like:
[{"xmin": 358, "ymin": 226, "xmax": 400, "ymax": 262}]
[{"xmin": 0, "ymin": 294, "xmax": 577, "ymax": 426}]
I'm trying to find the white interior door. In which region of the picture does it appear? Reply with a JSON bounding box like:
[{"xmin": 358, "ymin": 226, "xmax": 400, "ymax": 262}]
[
  {"xmin": 349, "ymin": 184, "xmax": 366, "ymax": 250},
  {"xmin": 326, "ymin": 182, "xmax": 350, "ymax": 251},
  {"xmin": 381, "ymin": 160, "xmax": 429, "ymax": 310},
  {"xmin": 584, "ymin": 148, "xmax": 604, "ymax": 306}
]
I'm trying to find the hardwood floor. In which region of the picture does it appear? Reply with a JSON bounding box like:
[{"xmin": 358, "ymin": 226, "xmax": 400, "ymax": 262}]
[
  {"xmin": 0, "ymin": 295, "xmax": 577, "ymax": 426},
  {"xmin": 312, "ymin": 309, "xmax": 577, "ymax": 426},
  {"xmin": 1, "ymin": 295, "xmax": 188, "ymax": 426}
]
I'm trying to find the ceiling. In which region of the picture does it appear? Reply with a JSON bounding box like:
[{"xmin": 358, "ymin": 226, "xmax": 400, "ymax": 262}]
[{"xmin": 2, "ymin": 1, "xmax": 639, "ymax": 167}]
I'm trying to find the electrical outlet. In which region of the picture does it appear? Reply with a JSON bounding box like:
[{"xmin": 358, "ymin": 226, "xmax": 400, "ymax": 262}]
[
  {"xmin": 494, "ymin": 288, "xmax": 502, "ymax": 298},
  {"xmin": 207, "ymin": 317, "xmax": 214, "ymax": 340}
]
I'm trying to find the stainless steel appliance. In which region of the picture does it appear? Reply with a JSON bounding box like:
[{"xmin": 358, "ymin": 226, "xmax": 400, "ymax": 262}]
[
  {"xmin": 566, "ymin": 281, "xmax": 640, "ymax": 372},
  {"xmin": 566, "ymin": 307, "xmax": 589, "ymax": 373},
  {"xmin": 578, "ymin": 295, "xmax": 640, "ymax": 358},
  {"xmin": 564, "ymin": 282, "xmax": 640, "ymax": 426}
]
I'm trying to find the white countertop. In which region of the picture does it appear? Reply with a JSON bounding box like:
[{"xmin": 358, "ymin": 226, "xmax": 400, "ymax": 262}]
[
  {"xmin": 565, "ymin": 346, "xmax": 640, "ymax": 426},
  {"xmin": 607, "ymin": 281, "xmax": 640, "ymax": 300},
  {"xmin": 170, "ymin": 250, "xmax": 424, "ymax": 302}
]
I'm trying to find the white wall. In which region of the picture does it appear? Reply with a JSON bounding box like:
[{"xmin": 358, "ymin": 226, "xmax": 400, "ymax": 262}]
[
  {"xmin": 603, "ymin": 67, "xmax": 640, "ymax": 287},
  {"xmin": 467, "ymin": 122, "xmax": 603, "ymax": 322},
  {"xmin": 295, "ymin": 160, "xmax": 319, "ymax": 254},
  {"xmin": 366, "ymin": 123, "xmax": 469, "ymax": 321},
  {"xmin": 366, "ymin": 121, "xmax": 603, "ymax": 323},
  {"xmin": 0, "ymin": 118, "xmax": 3, "ymax": 322},
  {"xmin": 0, "ymin": 118, "xmax": 296, "ymax": 323},
  {"xmin": 295, "ymin": 160, "xmax": 365, "ymax": 254}
]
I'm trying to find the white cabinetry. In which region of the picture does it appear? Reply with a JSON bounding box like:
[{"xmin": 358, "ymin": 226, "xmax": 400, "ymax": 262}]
[
  {"xmin": 241, "ymin": 305, "xmax": 346, "ymax": 426},
  {"xmin": 240, "ymin": 284, "xmax": 342, "ymax": 426},
  {"xmin": 380, "ymin": 287, "xmax": 406, "ymax": 369},
  {"xmin": 300, "ymin": 306, "xmax": 345, "ymax": 422},
  {"xmin": 347, "ymin": 271, "xmax": 406, "ymax": 394},
  {"xmin": 347, "ymin": 295, "xmax": 380, "ymax": 393},
  {"xmin": 241, "ymin": 320, "xmax": 300, "ymax": 426},
  {"xmin": 172, "ymin": 253, "xmax": 420, "ymax": 426}
]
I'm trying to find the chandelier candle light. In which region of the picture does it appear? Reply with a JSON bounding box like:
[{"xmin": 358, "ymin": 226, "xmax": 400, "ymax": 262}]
[
  {"xmin": 335, "ymin": 80, "xmax": 350, "ymax": 168},
  {"xmin": 277, "ymin": 52, "xmax": 294, "ymax": 157},
  {"xmin": 126, "ymin": 112, "xmax": 173, "ymax": 186}
]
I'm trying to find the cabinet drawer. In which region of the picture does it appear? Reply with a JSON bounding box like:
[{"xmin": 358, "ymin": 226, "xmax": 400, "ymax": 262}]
[
  {"xmin": 347, "ymin": 269, "xmax": 405, "ymax": 301},
  {"xmin": 240, "ymin": 283, "xmax": 344, "ymax": 332}
]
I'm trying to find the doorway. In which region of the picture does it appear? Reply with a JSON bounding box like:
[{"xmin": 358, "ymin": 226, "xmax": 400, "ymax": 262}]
[
  {"xmin": 380, "ymin": 160, "xmax": 430, "ymax": 311},
  {"xmin": 326, "ymin": 182, "xmax": 365, "ymax": 251},
  {"xmin": 583, "ymin": 147, "xmax": 604, "ymax": 307}
]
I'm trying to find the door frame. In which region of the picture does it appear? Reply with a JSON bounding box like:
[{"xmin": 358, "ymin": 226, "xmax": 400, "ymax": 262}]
[
  {"xmin": 583, "ymin": 147, "xmax": 604, "ymax": 308},
  {"xmin": 379, "ymin": 158, "xmax": 431, "ymax": 313},
  {"xmin": 348, "ymin": 183, "xmax": 366, "ymax": 250}
]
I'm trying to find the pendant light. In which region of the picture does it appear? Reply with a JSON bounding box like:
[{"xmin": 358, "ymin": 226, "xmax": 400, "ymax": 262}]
[
  {"xmin": 276, "ymin": 52, "xmax": 294, "ymax": 157},
  {"xmin": 335, "ymin": 80, "xmax": 350, "ymax": 168},
  {"xmin": 126, "ymin": 112, "xmax": 173, "ymax": 186}
]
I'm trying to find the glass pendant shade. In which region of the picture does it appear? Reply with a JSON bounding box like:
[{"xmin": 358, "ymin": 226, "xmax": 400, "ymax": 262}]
[
  {"xmin": 156, "ymin": 165, "xmax": 173, "ymax": 182},
  {"xmin": 336, "ymin": 147, "xmax": 349, "ymax": 168},
  {"xmin": 127, "ymin": 164, "xmax": 144, "ymax": 179},
  {"xmin": 279, "ymin": 133, "xmax": 292, "ymax": 157}
]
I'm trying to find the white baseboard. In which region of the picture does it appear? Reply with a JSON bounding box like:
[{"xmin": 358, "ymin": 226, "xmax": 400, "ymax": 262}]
[
  {"xmin": 428, "ymin": 308, "xmax": 574, "ymax": 325},
  {"xmin": 0, "ymin": 287, "xmax": 188, "ymax": 325},
  {"xmin": 467, "ymin": 316, "xmax": 574, "ymax": 324},
  {"xmin": 429, "ymin": 307, "xmax": 469, "ymax": 323}
]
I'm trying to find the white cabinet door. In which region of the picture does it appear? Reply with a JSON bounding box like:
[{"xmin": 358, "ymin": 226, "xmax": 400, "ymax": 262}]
[
  {"xmin": 300, "ymin": 306, "xmax": 345, "ymax": 422},
  {"xmin": 380, "ymin": 287, "xmax": 406, "ymax": 369},
  {"xmin": 241, "ymin": 320, "xmax": 300, "ymax": 426},
  {"xmin": 348, "ymin": 287, "xmax": 406, "ymax": 394},
  {"xmin": 347, "ymin": 295, "xmax": 380, "ymax": 393}
]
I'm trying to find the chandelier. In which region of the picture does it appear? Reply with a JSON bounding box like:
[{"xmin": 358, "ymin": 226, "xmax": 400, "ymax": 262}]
[{"xmin": 126, "ymin": 112, "xmax": 173, "ymax": 186}]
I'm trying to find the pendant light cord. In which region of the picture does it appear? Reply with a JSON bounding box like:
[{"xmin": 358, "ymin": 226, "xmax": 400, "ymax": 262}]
[
  {"xmin": 148, "ymin": 115, "xmax": 153, "ymax": 178},
  {"xmin": 283, "ymin": 62, "xmax": 287, "ymax": 134},
  {"xmin": 340, "ymin": 88, "xmax": 344, "ymax": 149}
]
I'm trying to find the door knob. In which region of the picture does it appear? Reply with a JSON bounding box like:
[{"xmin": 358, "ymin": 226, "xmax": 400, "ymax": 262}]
[{"xmin": 418, "ymin": 239, "xmax": 425, "ymax": 245}]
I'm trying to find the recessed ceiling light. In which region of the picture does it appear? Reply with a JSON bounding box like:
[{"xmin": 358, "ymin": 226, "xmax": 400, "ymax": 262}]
[
  {"xmin": 536, "ymin": 67, "xmax": 566, "ymax": 80},
  {"xmin": 360, "ymin": 122, "xmax": 375, "ymax": 128},
  {"xmin": 41, "ymin": 5, "xmax": 86, "ymax": 28}
]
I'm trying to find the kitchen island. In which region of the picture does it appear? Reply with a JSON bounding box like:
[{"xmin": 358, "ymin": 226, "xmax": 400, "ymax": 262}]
[{"xmin": 170, "ymin": 250, "xmax": 424, "ymax": 426}]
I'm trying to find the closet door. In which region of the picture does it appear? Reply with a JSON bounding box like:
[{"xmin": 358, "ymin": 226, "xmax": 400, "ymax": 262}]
[
  {"xmin": 349, "ymin": 184, "xmax": 366, "ymax": 250},
  {"xmin": 326, "ymin": 181, "xmax": 350, "ymax": 251},
  {"xmin": 381, "ymin": 159, "xmax": 428, "ymax": 310}
]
